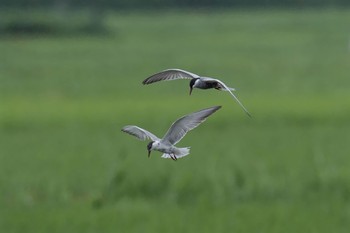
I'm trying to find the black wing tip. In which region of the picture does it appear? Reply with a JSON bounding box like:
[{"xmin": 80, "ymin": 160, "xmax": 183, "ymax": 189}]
[
  {"xmin": 210, "ymin": 105, "xmax": 222, "ymax": 111},
  {"xmin": 212, "ymin": 106, "xmax": 222, "ymax": 114}
]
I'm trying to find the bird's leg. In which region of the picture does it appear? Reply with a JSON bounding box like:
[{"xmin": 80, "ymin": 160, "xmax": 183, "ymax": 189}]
[{"xmin": 170, "ymin": 154, "xmax": 177, "ymax": 161}]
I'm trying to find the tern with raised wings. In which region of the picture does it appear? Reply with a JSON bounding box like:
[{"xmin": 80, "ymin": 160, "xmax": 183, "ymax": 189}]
[{"xmin": 121, "ymin": 106, "xmax": 221, "ymax": 161}]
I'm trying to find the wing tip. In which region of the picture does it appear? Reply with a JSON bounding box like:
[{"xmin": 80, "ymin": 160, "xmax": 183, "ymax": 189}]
[
  {"xmin": 195, "ymin": 105, "xmax": 222, "ymax": 121},
  {"xmin": 121, "ymin": 126, "xmax": 129, "ymax": 132},
  {"xmin": 142, "ymin": 79, "xmax": 149, "ymax": 85},
  {"xmin": 210, "ymin": 105, "xmax": 222, "ymax": 112},
  {"xmin": 121, "ymin": 125, "xmax": 135, "ymax": 132},
  {"xmin": 246, "ymin": 111, "xmax": 252, "ymax": 118}
]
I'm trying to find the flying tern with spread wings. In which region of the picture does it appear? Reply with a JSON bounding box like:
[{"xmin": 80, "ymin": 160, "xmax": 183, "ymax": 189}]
[
  {"xmin": 143, "ymin": 68, "xmax": 251, "ymax": 117},
  {"xmin": 121, "ymin": 106, "xmax": 221, "ymax": 160}
]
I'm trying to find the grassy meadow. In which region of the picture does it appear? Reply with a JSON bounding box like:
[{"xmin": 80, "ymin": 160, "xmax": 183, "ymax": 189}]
[{"xmin": 1, "ymin": 8, "xmax": 350, "ymax": 232}]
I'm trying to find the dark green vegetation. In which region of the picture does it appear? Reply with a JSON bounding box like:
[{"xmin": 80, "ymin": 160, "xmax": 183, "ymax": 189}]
[
  {"xmin": 0, "ymin": 10, "xmax": 107, "ymax": 36},
  {"xmin": 1, "ymin": 9, "xmax": 350, "ymax": 232},
  {"xmin": 1, "ymin": 0, "xmax": 349, "ymax": 8}
]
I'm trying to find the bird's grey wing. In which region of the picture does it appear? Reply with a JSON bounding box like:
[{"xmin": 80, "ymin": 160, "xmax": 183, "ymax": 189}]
[
  {"xmin": 121, "ymin": 125, "xmax": 160, "ymax": 141},
  {"xmin": 142, "ymin": 69, "xmax": 199, "ymax": 85},
  {"xmin": 161, "ymin": 106, "xmax": 222, "ymax": 145},
  {"xmin": 211, "ymin": 78, "xmax": 251, "ymax": 117}
]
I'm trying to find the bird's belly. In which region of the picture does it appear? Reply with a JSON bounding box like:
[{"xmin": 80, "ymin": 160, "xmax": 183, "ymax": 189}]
[
  {"xmin": 197, "ymin": 82, "xmax": 218, "ymax": 89},
  {"xmin": 155, "ymin": 144, "xmax": 174, "ymax": 154}
]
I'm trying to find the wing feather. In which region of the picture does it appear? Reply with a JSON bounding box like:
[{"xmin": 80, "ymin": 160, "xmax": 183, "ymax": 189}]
[
  {"xmin": 142, "ymin": 69, "xmax": 199, "ymax": 85},
  {"xmin": 161, "ymin": 106, "xmax": 221, "ymax": 145},
  {"xmin": 121, "ymin": 125, "xmax": 159, "ymax": 141}
]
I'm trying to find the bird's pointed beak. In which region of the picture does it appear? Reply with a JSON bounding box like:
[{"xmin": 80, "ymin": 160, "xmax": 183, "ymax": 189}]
[
  {"xmin": 148, "ymin": 149, "xmax": 151, "ymax": 158},
  {"xmin": 189, "ymin": 87, "xmax": 193, "ymax": 95}
]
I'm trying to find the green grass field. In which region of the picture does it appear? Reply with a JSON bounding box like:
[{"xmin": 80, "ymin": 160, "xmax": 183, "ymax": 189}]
[{"xmin": 1, "ymin": 8, "xmax": 350, "ymax": 232}]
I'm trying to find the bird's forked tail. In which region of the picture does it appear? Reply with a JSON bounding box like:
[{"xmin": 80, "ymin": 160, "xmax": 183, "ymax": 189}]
[{"xmin": 219, "ymin": 86, "xmax": 236, "ymax": 91}]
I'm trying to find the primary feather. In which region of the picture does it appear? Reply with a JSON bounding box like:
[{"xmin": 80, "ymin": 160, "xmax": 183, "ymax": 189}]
[
  {"xmin": 142, "ymin": 69, "xmax": 198, "ymax": 84},
  {"xmin": 162, "ymin": 106, "xmax": 221, "ymax": 145},
  {"xmin": 121, "ymin": 125, "xmax": 159, "ymax": 141}
]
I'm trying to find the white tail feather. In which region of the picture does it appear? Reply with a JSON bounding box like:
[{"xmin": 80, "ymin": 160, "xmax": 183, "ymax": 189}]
[
  {"xmin": 221, "ymin": 87, "xmax": 235, "ymax": 91},
  {"xmin": 161, "ymin": 147, "xmax": 190, "ymax": 159}
]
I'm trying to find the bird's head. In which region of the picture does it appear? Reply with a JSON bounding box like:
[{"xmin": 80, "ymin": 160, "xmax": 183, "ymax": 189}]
[
  {"xmin": 189, "ymin": 78, "xmax": 198, "ymax": 95},
  {"xmin": 146, "ymin": 141, "xmax": 154, "ymax": 158}
]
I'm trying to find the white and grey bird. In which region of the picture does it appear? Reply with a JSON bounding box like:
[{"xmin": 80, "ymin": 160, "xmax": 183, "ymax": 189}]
[
  {"xmin": 121, "ymin": 106, "xmax": 221, "ymax": 161},
  {"xmin": 143, "ymin": 68, "xmax": 251, "ymax": 117}
]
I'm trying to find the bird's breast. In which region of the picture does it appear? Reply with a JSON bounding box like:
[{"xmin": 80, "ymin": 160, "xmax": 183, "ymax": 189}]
[{"xmin": 153, "ymin": 143, "xmax": 173, "ymax": 153}]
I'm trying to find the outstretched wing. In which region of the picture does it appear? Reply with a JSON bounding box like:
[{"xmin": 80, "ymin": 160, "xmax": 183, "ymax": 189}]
[
  {"xmin": 203, "ymin": 77, "xmax": 251, "ymax": 117},
  {"xmin": 162, "ymin": 106, "xmax": 222, "ymax": 145},
  {"xmin": 142, "ymin": 69, "xmax": 199, "ymax": 85},
  {"xmin": 121, "ymin": 125, "xmax": 160, "ymax": 141}
]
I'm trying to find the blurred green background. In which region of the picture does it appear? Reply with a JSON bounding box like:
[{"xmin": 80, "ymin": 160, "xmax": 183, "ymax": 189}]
[{"xmin": 1, "ymin": 1, "xmax": 350, "ymax": 232}]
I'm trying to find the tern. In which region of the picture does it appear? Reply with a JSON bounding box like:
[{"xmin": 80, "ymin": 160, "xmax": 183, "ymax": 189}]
[
  {"xmin": 121, "ymin": 106, "xmax": 221, "ymax": 161},
  {"xmin": 142, "ymin": 68, "xmax": 251, "ymax": 117}
]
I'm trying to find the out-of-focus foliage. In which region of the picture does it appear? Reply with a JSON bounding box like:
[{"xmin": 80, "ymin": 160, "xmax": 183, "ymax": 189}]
[
  {"xmin": 0, "ymin": 9, "xmax": 108, "ymax": 36},
  {"xmin": 1, "ymin": 9, "xmax": 350, "ymax": 233},
  {"xmin": 0, "ymin": 0, "xmax": 349, "ymax": 8}
]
